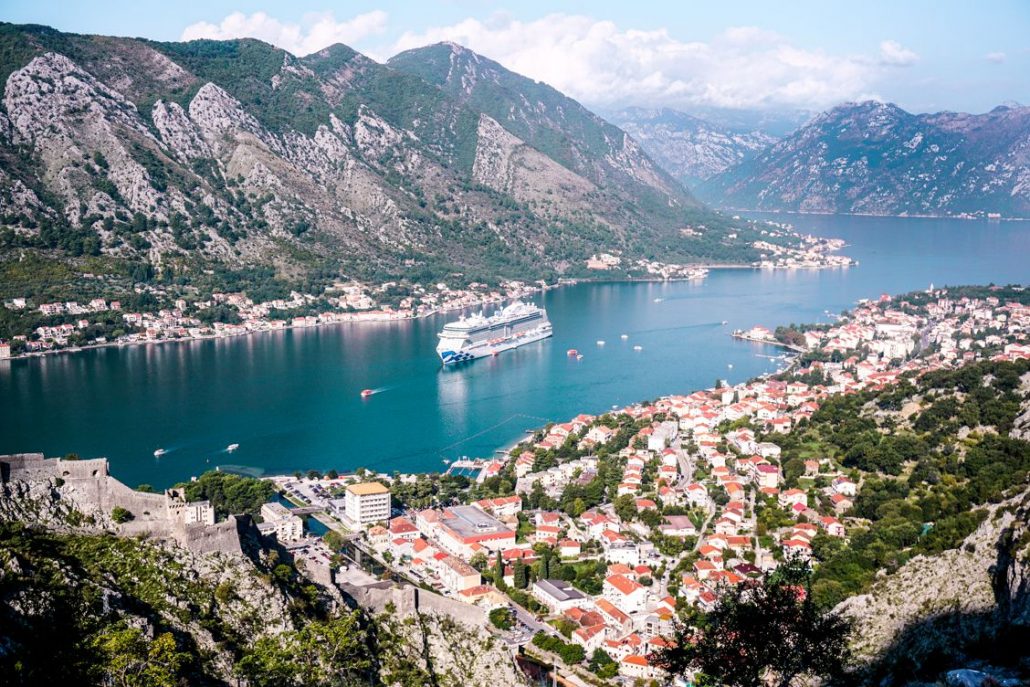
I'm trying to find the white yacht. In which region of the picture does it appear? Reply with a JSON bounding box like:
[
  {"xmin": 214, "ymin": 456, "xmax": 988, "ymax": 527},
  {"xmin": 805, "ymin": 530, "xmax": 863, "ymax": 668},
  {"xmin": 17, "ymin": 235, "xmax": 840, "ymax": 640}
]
[{"xmin": 436, "ymin": 301, "xmax": 552, "ymax": 364}]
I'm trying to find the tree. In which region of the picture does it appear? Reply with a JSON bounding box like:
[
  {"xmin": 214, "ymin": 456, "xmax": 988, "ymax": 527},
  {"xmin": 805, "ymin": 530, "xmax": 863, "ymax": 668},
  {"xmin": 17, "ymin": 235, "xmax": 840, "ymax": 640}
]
[
  {"xmin": 652, "ymin": 558, "xmax": 851, "ymax": 687},
  {"xmin": 111, "ymin": 507, "xmax": 134, "ymax": 524},
  {"xmin": 589, "ymin": 649, "xmax": 618, "ymax": 679},
  {"xmin": 489, "ymin": 607, "xmax": 514, "ymax": 631},
  {"xmin": 494, "ymin": 550, "xmax": 504, "ymax": 580},
  {"xmin": 91, "ymin": 626, "xmax": 189, "ymax": 687},
  {"xmin": 513, "ymin": 560, "xmax": 528, "ymax": 589},
  {"xmin": 470, "ymin": 551, "xmax": 488, "ymax": 572},
  {"xmin": 613, "ymin": 494, "xmax": 637, "ymax": 522},
  {"xmin": 236, "ymin": 613, "xmax": 373, "ymax": 686}
]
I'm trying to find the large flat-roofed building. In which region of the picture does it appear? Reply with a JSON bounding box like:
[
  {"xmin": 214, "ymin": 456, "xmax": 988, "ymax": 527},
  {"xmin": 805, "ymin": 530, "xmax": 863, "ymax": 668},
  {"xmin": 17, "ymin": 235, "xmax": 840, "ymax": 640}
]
[
  {"xmin": 344, "ymin": 482, "xmax": 391, "ymax": 525},
  {"xmin": 424, "ymin": 504, "xmax": 517, "ymax": 557},
  {"xmin": 258, "ymin": 502, "xmax": 304, "ymax": 541},
  {"xmin": 532, "ymin": 578, "xmax": 589, "ymax": 614}
]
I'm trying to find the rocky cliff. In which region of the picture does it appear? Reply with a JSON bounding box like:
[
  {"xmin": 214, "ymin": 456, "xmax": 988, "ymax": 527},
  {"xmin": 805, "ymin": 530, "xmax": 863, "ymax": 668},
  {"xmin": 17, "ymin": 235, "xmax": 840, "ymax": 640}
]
[
  {"xmin": 700, "ymin": 100, "xmax": 1030, "ymax": 217},
  {"xmin": 839, "ymin": 484, "xmax": 1030, "ymax": 684}
]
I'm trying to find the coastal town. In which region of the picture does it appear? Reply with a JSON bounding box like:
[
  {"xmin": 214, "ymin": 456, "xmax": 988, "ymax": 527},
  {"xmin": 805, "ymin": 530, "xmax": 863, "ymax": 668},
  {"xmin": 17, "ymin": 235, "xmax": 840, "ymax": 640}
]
[
  {"xmin": 246, "ymin": 285, "xmax": 1029, "ymax": 684},
  {"xmin": 0, "ymin": 221, "xmax": 853, "ymax": 360}
]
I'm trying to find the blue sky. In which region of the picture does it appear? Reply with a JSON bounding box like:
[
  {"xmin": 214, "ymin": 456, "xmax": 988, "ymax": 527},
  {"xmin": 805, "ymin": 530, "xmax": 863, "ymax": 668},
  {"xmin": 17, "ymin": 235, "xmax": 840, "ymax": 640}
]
[{"xmin": 2, "ymin": 0, "xmax": 1027, "ymax": 113}]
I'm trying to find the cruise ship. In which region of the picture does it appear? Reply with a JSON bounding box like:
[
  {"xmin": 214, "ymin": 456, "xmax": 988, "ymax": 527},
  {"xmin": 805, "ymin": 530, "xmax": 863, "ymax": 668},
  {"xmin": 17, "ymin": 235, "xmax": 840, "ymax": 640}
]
[{"xmin": 436, "ymin": 301, "xmax": 552, "ymax": 364}]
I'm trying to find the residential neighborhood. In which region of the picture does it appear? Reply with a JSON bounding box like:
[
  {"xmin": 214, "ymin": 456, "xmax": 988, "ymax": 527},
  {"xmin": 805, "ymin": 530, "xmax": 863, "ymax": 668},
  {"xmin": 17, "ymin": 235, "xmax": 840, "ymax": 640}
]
[{"xmin": 270, "ymin": 286, "xmax": 1030, "ymax": 684}]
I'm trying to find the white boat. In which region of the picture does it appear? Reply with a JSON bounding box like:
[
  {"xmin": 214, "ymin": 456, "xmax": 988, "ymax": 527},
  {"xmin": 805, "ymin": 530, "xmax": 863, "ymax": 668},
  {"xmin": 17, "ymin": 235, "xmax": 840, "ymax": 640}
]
[
  {"xmin": 620, "ymin": 334, "xmax": 629, "ymax": 340},
  {"xmin": 436, "ymin": 301, "xmax": 552, "ymax": 364},
  {"xmin": 654, "ymin": 298, "xmax": 663, "ymax": 303},
  {"xmin": 633, "ymin": 345, "xmax": 643, "ymax": 351},
  {"xmin": 596, "ymin": 340, "xmax": 605, "ymax": 346},
  {"xmin": 727, "ymin": 363, "xmax": 734, "ymax": 368},
  {"xmin": 721, "ymin": 320, "xmax": 728, "ymax": 325},
  {"xmin": 576, "ymin": 354, "xmax": 584, "ymax": 360},
  {"xmin": 226, "ymin": 443, "xmax": 239, "ymax": 452},
  {"xmin": 153, "ymin": 448, "xmax": 166, "ymax": 457}
]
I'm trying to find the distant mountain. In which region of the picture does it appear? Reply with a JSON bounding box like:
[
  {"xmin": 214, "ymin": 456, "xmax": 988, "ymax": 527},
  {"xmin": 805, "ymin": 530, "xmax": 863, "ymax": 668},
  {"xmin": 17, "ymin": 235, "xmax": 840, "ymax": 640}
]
[
  {"xmin": 610, "ymin": 107, "xmax": 778, "ymax": 186},
  {"xmin": 0, "ymin": 25, "xmax": 765, "ymax": 301},
  {"xmin": 699, "ymin": 100, "xmax": 1030, "ymax": 217}
]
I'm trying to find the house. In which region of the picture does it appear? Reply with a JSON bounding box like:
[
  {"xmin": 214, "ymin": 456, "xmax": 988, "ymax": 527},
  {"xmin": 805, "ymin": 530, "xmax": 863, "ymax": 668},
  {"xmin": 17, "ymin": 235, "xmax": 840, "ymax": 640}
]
[
  {"xmin": 585, "ymin": 425, "xmax": 616, "ymax": 445},
  {"xmin": 832, "ymin": 476, "xmax": 857, "ymax": 496},
  {"xmin": 558, "ymin": 539, "xmax": 582, "ymax": 558},
  {"xmin": 532, "ymin": 578, "xmax": 589, "ymax": 614},
  {"xmin": 819, "ymin": 516, "xmax": 846, "ymax": 537},
  {"xmin": 778, "ymin": 488, "xmax": 808, "ymax": 509},
  {"xmin": 595, "ymin": 598, "xmax": 633, "ymax": 637},
  {"xmin": 389, "ymin": 517, "xmax": 420, "ymax": 541},
  {"xmin": 472, "ymin": 495, "xmax": 522, "ymax": 518},
  {"xmin": 604, "ymin": 574, "xmax": 647, "ymax": 613},
  {"xmin": 620, "ymin": 655, "xmax": 657, "ymax": 680},
  {"xmin": 755, "ymin": 463, "xmax": 780, "ymax": 489},
  {"xmin": 437, "ymin": 555, "xmax": 481, "ymax": 593},
  {"xmin": 659, "ymin": 515, "xmax": 697, "ymax": 538},
  {"xmin": 572, "ymin": 623, "xmax": 606, "ymax": 654},
  {"xmin": 830, "ymin": 493, "xmax": 854, "ymax": 514}
]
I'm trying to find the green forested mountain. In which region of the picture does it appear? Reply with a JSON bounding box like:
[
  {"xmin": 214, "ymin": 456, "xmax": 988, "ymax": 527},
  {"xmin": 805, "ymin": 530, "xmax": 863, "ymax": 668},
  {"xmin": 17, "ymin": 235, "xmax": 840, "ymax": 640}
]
[{"xmin": 0, "ymin": 23, "xmax": 768, "ymax": 307}]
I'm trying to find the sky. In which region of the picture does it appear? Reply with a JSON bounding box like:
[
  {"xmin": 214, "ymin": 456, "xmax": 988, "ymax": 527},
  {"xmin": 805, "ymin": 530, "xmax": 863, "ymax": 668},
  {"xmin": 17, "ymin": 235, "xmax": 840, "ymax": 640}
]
[{"xmin": 2, "ymin": 1, "xmax": 1028, "ymax": 115}]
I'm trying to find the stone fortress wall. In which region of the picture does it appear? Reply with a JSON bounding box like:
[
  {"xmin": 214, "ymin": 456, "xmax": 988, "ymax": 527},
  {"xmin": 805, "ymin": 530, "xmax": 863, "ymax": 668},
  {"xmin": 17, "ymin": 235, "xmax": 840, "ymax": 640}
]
[
  {"xmin": 0, "ymin": 452, "xmax": 241, "ymax": 555},
  {"xmin": 338, "ymin": 579, "xmax": 487, "ymax": 628}
]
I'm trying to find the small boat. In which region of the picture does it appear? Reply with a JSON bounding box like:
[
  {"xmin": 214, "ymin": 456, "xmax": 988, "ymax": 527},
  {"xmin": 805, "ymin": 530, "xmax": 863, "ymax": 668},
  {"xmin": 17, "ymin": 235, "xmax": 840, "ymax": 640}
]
[
  {"xmin": 721, "ymin": 320, "xmax": 728, "ymax": 325},
  {"xmin": 360, "ymin": 388, "xmax": 374, "ymax": 398},
  {"xmin": 620, "ymin": 334, "xmax": 629, "ymax": 340},
  {"xmin": 654, "ymin": 298, "xmax": 663, "ymax": 303},
  {"xmin": 633, "ymin": 345, "xmax": 643, "ymax": 351},
  {"xmin": 567, "ymin": 349, "xmax": 579, "ymax": 357},
  {"xmin": 153, "ymin": 448, "xmax": 166, "ymax": 458},
  {"xmin": 576, "ymin": 354, "xmax": 584, "ymax": 360},
  {"xmin": 226, "ymin": 443, "xmax": 239, "ymax": 452},
  {"xmin": 727, "ymin": 364, "xmax": 734, "ymax": 369},
  {"xmin": 596, "ymin": 340, "xmax": 605, "ymax": 346}
]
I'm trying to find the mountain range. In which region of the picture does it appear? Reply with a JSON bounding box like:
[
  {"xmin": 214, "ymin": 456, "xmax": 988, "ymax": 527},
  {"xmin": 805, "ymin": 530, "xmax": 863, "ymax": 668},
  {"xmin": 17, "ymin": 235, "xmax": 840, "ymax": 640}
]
[
  {"xmin": 698, "ymin": 100, "xmax": 1030, "ymax": 217},
  {"xmin": 0, "ymin": 24, "xmax": 767, "ymax": 297},
  {"xmin": 610, "ymin": 106, "xmax": 778, "ymax": 186}
]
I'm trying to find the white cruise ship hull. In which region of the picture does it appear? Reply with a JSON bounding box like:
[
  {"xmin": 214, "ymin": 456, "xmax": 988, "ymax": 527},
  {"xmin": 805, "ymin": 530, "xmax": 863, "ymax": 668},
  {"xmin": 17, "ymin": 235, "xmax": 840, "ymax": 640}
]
[{"xmin": 437, "ymin": 324, "xmax": 552, "ymax": 364}]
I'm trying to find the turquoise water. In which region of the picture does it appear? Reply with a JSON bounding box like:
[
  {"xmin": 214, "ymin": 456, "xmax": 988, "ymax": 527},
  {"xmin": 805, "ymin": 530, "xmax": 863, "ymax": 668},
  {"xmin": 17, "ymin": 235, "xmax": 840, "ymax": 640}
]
[{"xmin": 1, "ymin": 215, "xmax": 1027, "ymax": 488}]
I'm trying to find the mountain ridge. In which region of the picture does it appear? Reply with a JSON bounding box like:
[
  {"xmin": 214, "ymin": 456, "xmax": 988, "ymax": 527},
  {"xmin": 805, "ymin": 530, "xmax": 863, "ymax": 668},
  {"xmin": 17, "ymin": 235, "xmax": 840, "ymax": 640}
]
[
  {"xmin": 698, "ymin": 99, "xmax": 1030, "ymax": 217},
  {"xmin": 0, "ymin": 22, "xmax": 770, "ymax": 308},
  {"xmin": 610, "ymin": 106, "xmax": 778, "ymax": 186}
]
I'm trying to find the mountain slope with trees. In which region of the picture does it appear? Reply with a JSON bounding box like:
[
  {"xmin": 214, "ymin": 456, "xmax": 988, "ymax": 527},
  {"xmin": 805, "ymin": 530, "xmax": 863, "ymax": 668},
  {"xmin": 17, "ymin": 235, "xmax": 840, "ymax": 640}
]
[{"xmin": 0, "ymin": 23, "xmax": 774, "ymax": 315}]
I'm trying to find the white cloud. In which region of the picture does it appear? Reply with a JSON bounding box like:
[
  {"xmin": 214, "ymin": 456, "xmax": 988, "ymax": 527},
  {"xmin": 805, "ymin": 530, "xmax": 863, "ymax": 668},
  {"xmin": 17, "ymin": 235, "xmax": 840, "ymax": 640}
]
[
  {"xmin": 181, "ymin": 10, "xmax": 388, "ymax": 56},
  {"xmin": 389, "ymin": 14, "xmax": 912, "ymax": 110},
  {"xmin": 985, "ymin": 51, "xmax": 1006, "ymax": 64},
  {"xmin": 878, "ymin": 40, "xmax": 919, "ymax": 67}
]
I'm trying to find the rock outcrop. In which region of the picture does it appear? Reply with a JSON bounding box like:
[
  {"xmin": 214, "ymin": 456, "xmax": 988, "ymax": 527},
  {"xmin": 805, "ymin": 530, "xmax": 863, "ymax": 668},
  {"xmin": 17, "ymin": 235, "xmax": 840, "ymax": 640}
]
[{"xmin": 839, "ymin": 484, "xmax": 1030, "ymax": 683}]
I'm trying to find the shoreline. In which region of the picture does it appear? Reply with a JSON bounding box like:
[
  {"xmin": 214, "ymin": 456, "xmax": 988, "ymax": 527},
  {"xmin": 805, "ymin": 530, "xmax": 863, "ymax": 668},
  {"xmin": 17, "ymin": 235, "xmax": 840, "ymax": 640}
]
[
  {"xmin": 727, "ymin": 208, "xmax": 1030, "ymax": 222},
  {"xmin": 1, "ymin": 262, "xmax": 850, "ymax": 364}
]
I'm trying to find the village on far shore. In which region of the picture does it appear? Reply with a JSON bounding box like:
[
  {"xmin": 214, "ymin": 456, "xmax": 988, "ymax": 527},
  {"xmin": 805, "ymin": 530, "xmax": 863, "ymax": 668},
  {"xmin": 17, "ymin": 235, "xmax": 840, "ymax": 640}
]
[{"xmin": 0, "ymin": 222, "xmax": 852, "ymax": 360}]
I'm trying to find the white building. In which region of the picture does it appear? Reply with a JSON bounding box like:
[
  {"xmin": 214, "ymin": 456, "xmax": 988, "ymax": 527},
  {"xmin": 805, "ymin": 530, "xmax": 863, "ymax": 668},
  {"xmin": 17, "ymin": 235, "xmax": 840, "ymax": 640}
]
[
  {"xmin": 344, "ymin": 482, "xmax": 391, "ymax": 525},
  {"xmin": 532, "ymin": 578, "xmax": 589, "ymax": 614},
  {"xmin": 165, "ymin": 488, "xmax": 215, "ymax": 526},
  {"xmin": 259, "ymin": 502, "xmax": 304, "ymax": 541}
]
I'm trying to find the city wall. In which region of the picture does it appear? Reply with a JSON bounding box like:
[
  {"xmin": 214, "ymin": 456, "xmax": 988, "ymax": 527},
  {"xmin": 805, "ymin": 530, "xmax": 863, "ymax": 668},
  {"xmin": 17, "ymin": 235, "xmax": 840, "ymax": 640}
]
[
  {"xmin": 0, "ymin": 453, "xmax": 243, "ymax": 556},
  {"xmin": 338, "ymin": 579, "xmax": 487, "ymax": 628}
]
